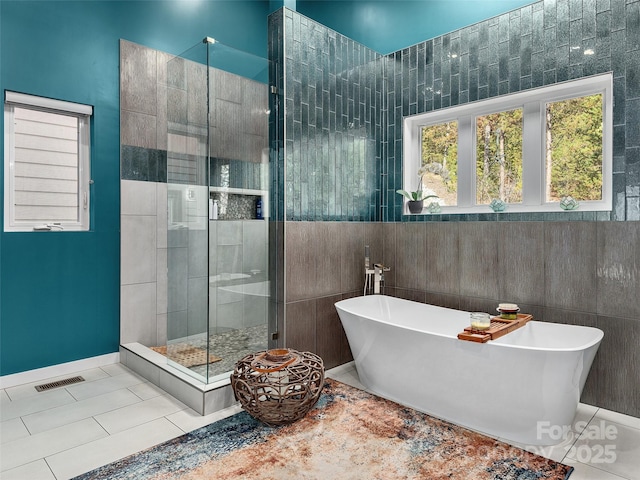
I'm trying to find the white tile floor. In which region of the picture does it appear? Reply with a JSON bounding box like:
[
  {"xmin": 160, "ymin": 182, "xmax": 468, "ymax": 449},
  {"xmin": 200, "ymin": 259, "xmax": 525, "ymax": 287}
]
[{"xmin": 1, "ymin": 362, "xmax": 638, "ymax": 480}]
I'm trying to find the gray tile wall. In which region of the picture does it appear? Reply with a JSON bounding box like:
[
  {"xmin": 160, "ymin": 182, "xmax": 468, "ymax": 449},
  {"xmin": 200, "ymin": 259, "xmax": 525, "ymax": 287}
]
[
  {"xmin": 120, "ymin": 39, "xmax": 270, "ymax": 187},
  {"xmin": 120, "ymin": 180, "xmax": 168, "ymax": 348},
  {"xmin": 382, "ymin": 220, "xmax": 640, "ymax": 418},
  {"xmin": 208, "ymin": 220, "xmax": 268, "ymax": 333},
  {"xmin": 283, "ymin": 221, "xmax": 384, "ymax": 368}
]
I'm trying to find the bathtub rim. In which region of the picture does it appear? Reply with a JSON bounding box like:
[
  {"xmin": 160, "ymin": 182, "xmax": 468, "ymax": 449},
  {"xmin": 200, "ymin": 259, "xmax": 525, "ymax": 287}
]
[{"xmin": 335, "ymin": 295, "xmax": 604, "ymax": 353}]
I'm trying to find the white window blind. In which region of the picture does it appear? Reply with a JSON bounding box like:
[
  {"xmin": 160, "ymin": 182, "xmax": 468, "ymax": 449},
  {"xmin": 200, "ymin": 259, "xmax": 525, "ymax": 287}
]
[{"xmin": 4, "ymin": 91, "xmax": 92, "ymax": 231}]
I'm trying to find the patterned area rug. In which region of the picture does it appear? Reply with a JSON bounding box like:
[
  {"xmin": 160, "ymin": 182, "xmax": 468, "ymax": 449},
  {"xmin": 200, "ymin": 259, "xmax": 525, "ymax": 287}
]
[
  {"xmin": 150, "ymin": 344, "xmax": 221, "ymax": 368},
  {"xmin": 72, "ymin": 379, "xmax": 573, "ymax": 480}
]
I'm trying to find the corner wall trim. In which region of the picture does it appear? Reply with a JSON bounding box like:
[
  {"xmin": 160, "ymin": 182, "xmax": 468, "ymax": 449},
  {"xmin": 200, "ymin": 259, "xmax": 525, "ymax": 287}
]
[{"xmin": 0, "ymin": 352, "xmax": 120, "ymax": 389}]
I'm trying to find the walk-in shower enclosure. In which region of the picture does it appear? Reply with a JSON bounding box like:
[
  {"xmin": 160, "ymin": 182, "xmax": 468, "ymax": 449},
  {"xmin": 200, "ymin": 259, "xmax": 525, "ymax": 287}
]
[{"xmin": 165, "ymin": 38, "xmax": 278, "ymax": 384}]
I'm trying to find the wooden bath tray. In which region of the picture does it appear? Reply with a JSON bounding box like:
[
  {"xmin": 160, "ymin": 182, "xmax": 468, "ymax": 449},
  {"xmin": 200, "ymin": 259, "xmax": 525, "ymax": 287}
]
[{"xmin": 457, "ymin": 314, "xmax": 533, "ymax": 343}]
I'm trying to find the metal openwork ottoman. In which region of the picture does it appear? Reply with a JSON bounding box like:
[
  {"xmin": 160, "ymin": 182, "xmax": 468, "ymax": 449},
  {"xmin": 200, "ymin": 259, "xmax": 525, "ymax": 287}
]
[{"xmin": 230, "ymin": 349, "xmax": 325, "ymax": 426}]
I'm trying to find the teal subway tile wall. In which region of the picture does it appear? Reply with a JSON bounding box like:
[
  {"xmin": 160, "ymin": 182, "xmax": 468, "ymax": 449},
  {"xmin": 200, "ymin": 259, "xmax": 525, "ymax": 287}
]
[
  {"xmin": 270, "ymin": 8, "xmax": 384, "ymax": 221},
  {"xmin": 382, "ymin": 0, "xmax": 640, "ymax": 222},
  {"xmin": 270, "ymin": 0, "xmax": 640, "ymax": 223}
]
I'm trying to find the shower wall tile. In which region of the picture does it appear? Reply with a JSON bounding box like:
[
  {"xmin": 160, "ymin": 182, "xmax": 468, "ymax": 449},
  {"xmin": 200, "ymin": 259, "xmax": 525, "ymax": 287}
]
[
  {"xmin": 187, "ymin": 277, "xmax": 208, "ymax": 335},
  {"xmin": 121, "ymin": 146, "xmax": 167, "ymax": 183},
  {"xmin": 217, "ymin": 287, "xmax": 243, "ymax": 306},
  {"xmin": 597, "ymin": 221, "xmax": 640, "ymax": 318},
  {"xmin": 120, "ymin": 40, "xmax": 157, "ymax": 116},
  {"xmin": 156, "ymin": 183, "xmax": 168, "ymax": 249},
  {"xmin": 121, "ymin": 41, "xmax": 271, "ymax": 186},
  {"xmin": 167, "ymin": 310, "xmax": 187, "ymax": 341},
  {"xmin": 216, "ymin": 245, "xmax": 242, "ymax": 275},
  {"xmin": 156, "ymin": 50, "xmax": 171, "ymax": 89},
  {"xmin": 216, "ymin": 220, "xmax": 242, "ymax": 245},
  {"xmin": 167, "ymin": 247, "xmax": 188, "ymax": 313},
  {"xmin": 243, "ymin": 221, "xmax": 268, "ymax": 275},
  {"xmin": 244, "ymin": 296, "xmax": 268, "ymax": 328},
  {"xmin": 544, "ymin": 222, "xmax": 598, "ymax": 312},
  {"xmin": 186, "ymin": 61, "xmax": 208, "ymax": 128},
  {"xmin": 121, "ymin": 215, "xmax": 157, "ymax": 285},
  {"xmin": 156, "ymin": 83, "xmax": 168, "ymax": 152},
  {"xmin": 166, "ymin": 86, "xmax": 188, "ymax": 128},
  {"xmin": 156, "ymin": 313, "xmax": 167, "ymax": 348},
  {"xmin": 156, "ymin": 248, "xmax": 168, "ymax": 317},
  {"xmin": 120, "ymin": 283, "xmax": 157, "ymax": 346},
  {"xmin": 217, "ymin": 70, "xmax": 243, "ymax": 104},
  {"xmin": 208, "ymin": 287, "xmax": 218, "ymax": 332},
  {"xmin": 214, "ymin": 294, "xmax": 244, "ymax": 331},
  {"xmin": 121, "ymin": 180, "xmax": 156, "ymax": 216},
  {"xmin": 207, "ymin": 221, "xmax": 218, "ymax": 275},
  {"xmin": 213, "ymin": 99, "xmax": 243, "ymax": 162},
  {"xmin": 187, "ymin": 229, "xmax": 208, "ymax": 279},
  {"xmin": 121, "ymin": 111, "xmax": 157, "ymax": 150}
]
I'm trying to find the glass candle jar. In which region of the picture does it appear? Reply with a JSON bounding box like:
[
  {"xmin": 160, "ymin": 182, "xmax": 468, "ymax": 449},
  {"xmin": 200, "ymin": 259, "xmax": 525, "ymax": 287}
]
[
  {"xmin": 498, "ymin": 303, "xmax": 520, "ymax": 320},
  {"xmin": 470, "ymin": 312, "xmax": 491, "ymax": 331}
]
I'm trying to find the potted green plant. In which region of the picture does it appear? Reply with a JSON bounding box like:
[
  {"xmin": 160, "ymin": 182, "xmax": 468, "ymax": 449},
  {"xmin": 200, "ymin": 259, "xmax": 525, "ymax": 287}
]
[
  {"xmin": 397, "ymin": 165, "xmax": 441, "ymax": 214},
  {"xmin": 396, "ymin": 188, "xmax": 438, "ymax": 214}
]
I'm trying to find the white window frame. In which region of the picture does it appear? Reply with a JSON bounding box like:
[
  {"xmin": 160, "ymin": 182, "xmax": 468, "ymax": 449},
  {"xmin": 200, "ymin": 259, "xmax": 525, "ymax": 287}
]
[
  {"xmin": 4, "ymin": 91, "xmax": 92, "ymax": 231},
  {"xmin": 402, "ymin": 73, "xmax": 613, "ymax": 215}
]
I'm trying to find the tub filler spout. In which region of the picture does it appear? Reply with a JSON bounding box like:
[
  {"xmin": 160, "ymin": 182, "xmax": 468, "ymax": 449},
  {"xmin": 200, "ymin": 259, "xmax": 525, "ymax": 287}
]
[
  {"xmin": 363, "ymin": 245, "xmax": 390, "ymax": 295},
  {"xmin": 373, "ymin": 264, "xmax": 390, "ymax": 294}
]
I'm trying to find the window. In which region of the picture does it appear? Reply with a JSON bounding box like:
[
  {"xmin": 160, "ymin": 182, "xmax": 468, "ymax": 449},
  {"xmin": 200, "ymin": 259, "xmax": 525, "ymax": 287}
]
[
  {"xmin": 4, "ymin": 91, "xmax": 92, "ymax": 231},
  {"xmin": 403, "ymin": 73, "xmax": 612, "ymax": 214}
]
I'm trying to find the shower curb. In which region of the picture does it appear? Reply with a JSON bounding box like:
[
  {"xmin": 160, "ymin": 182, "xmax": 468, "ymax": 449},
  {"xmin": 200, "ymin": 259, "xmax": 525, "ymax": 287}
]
[{"xmin": 120, "ymin": 343, "xmax": 236, "ymax": 416}]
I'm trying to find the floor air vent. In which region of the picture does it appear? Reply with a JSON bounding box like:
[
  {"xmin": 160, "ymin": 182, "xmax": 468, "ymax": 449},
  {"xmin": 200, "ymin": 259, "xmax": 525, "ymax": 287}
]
[{"xmin": 35, "ymin": 376, "xmax": 85, "ymax": 392}]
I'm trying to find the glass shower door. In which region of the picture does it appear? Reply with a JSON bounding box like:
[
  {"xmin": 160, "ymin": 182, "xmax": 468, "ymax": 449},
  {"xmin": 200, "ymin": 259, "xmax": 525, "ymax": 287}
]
[
  {"xmin": 166, "ymin": 38, "xmax": 275, "ymax": 383},
  {"xmin": 165, "ymin": 41, "xmax": 210, "ymax": 383}
]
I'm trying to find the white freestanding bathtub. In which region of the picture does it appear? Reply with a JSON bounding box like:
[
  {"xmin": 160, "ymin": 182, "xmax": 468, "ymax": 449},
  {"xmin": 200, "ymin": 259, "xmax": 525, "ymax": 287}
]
[{"xmin": 335, "ymin": 295, "xmax": 604, "ymax": 446}]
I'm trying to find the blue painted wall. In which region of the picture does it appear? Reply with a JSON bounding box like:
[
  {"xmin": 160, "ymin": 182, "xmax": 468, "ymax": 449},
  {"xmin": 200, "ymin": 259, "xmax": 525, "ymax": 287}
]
[
  {"xmin": 296, "ymin": 0, "xmax": 537, "ymax": 54},
  {"xmin": 0, "ymin": 0, "xmax": 270, "ymax": 376}
]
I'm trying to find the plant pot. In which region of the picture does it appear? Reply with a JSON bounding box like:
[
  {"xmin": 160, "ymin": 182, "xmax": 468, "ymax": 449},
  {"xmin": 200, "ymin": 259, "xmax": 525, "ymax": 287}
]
[{"xmin": 407, "ymin": 200, "xmax": 424, "ymax": 214}]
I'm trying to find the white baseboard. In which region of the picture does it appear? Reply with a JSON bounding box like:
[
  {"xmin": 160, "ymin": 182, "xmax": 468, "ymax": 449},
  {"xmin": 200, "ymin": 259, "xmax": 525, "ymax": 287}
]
[{"xmin": 0, "ymin": 352, "xmax": 120, "ymax": 389}]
